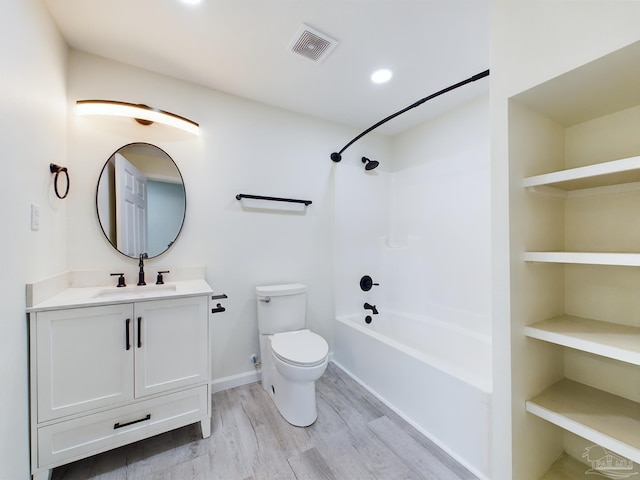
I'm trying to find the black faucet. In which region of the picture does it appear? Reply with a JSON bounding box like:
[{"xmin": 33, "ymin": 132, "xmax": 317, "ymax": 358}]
[
  {"xmin": 363, "ymin": 302, "xmax": 378, "ymax": 315},
  {"xmin": 137, "ymin": 253, "xmax": 148, "ymax": 286},
  {"xmin": 110, "ymin": 272, "xmax": 126, "ymax": 287}
]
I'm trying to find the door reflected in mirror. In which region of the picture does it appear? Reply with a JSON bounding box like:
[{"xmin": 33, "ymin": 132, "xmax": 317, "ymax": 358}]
[{"xmin": 96, "ymin": 143, "xmax": 186, "ymax": 259}]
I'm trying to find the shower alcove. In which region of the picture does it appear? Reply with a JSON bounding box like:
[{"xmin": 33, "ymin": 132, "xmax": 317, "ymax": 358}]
[{"xmin": 508, "ymin": 41, "xmax": 640, "ymax": 479}]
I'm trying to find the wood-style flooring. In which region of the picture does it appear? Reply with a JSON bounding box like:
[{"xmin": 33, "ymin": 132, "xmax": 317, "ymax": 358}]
[{"xmin": 52, "ymin": 363, "xmax": 478, "ymax": 480}]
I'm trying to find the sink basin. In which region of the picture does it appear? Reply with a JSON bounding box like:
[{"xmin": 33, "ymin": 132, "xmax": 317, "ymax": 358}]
[{"xmin": 92, "ymin": 284, "xmax": 177, "ymax": 299}]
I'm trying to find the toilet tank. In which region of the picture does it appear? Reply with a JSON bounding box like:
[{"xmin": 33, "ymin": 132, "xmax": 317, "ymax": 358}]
[{"xmin": 256, "ymin": 283, "xmax": 307, "ymax": 334}]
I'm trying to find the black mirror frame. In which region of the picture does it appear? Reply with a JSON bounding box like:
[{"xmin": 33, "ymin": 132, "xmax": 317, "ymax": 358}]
[{"xmin": 95, "ymin": 142, "xmax": 187, "ymax": 259}]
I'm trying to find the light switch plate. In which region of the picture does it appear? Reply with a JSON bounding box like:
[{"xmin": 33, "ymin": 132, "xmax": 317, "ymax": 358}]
[{"xmin": 31, "ymin": 204, "xmax": 40, "ymax": 231}]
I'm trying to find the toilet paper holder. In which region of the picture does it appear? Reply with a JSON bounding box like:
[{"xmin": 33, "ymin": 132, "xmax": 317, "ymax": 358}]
[{"xmin": 211, "ymin": 293, "xmax": 228, "ymax": 314}]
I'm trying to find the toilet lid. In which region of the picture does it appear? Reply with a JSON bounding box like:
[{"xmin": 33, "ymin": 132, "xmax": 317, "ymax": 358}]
[{"xmin": 271, "ymin": 330, "xmax": 328, "ymax": 367}]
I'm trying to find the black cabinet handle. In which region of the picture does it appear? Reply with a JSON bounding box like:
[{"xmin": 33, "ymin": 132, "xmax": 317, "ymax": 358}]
[
  {"xmin": 211, "ymin": 303, "xmax": 226, "ymax": 314},
  {"xmin": 114, "ymin": 414, "xmax": 151, "ymax": 430},
  {"xmin": 125, "ymin": 319, "xmax": 131, "ymax": 350},
  {"xmin": 137, "ymin": 317, "xmax": 142, "ymax": 348}
]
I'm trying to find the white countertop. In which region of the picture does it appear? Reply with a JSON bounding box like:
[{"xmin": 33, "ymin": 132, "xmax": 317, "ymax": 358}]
[{"xmin": 27, "ymin": 270, "xmax": 215, "ymax": 312}]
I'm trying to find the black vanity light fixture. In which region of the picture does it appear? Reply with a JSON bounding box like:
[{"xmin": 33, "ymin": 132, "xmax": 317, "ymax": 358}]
[
  {"xmin": 330, "ymin": 69, "xmax": 490, "ymax": 167},
  {"xmin": 76, "ymin": 100, "xmax": 200, "ymax": 136}
]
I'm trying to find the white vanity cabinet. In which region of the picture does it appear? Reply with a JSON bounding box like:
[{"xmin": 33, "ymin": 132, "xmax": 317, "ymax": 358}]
[{"xmin": 29, "ymin": 293, "xmax": 211, "ymax": 480}]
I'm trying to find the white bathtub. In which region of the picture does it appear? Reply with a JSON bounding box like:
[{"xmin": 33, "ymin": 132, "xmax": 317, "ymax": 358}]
[{"xmin": 333, "ymin": 311, "xmax": 492, "ymax": 479}]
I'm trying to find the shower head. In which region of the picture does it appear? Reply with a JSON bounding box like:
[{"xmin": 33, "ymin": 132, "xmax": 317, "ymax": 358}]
[{"xmin": 362, "ymin": 157, "xmax": 379, "ymax": 171}]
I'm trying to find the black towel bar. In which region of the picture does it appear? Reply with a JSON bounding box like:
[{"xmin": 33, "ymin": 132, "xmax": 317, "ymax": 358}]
[{"xmin": 236, "ymin": 194, "xmax": 312, "ymax": 206}]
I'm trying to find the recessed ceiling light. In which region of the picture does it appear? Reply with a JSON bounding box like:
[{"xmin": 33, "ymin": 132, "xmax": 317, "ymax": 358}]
[
  {"xmin": 371, "ymin": 69, "xmax": 393, "ymax": 84},
  {"xmin": 180, "ymin": 0, "xmax": 202, "ymax": 5}
]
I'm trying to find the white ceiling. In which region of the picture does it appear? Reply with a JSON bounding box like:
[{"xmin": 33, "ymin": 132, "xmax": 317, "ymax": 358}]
[{"xmin": 43, "ymin": 0, "xmax": 490, "ymax": 136}]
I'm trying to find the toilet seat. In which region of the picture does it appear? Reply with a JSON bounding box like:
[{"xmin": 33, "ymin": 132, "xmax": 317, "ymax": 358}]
[{"xmin": 271, "ymin": 330, "xmax": 328, "ymax": 367}]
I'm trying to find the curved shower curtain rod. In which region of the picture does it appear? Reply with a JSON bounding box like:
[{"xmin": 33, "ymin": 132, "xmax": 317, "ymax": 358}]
[{"xmin": 330, "ymin": 69, "xmax": 490, "ymax": 163}]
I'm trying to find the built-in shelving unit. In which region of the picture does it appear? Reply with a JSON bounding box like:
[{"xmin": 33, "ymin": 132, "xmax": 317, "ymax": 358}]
[{"xmin": 509, "ymin": 40, "xmax": 640, "ymax": 480}]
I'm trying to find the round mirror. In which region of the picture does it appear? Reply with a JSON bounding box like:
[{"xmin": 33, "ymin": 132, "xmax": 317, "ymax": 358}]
[{"xmin": 96, "ymin": 143, "xmax": 186, "ymax": 259}]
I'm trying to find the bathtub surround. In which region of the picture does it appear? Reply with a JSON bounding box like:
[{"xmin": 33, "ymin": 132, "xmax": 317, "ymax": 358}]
[
  {"xmin": 334, "ymin": 95, "xmax": 491, "ymax": 336},
  {"xmin": 387, "ymin": 96, "xmax": 492, "ymax": 335},
  {"xmin": 333, "ymin": 95, "xmax": 492, "ymax": 477}
]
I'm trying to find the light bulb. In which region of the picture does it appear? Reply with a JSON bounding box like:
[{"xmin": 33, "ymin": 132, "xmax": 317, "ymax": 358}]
[{"xmin": 371, "ymin": 69, "xmax": 393, "ymax": 84}]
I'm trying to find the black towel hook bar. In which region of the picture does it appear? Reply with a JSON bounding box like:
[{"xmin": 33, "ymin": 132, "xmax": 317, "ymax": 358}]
[{"xmin": 50, "ymin": 163, "xmax": 70, "ymax": 199}]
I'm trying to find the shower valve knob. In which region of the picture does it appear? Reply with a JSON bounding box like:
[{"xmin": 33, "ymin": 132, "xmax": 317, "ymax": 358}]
[{"xmin": 360, "ymin": 275, "xmax": 379, "ymax": 291}]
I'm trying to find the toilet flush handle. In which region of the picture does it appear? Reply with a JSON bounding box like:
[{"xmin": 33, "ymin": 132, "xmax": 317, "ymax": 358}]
[{"xmin": 258, "ymin": 296, "xmax": 271, "ymax": 303}]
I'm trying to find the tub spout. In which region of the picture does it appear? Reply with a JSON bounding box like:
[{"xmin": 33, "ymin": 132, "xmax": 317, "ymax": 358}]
[{"xmin": 363, "ymin": 303, "xmax": 378, "ymax": 315}]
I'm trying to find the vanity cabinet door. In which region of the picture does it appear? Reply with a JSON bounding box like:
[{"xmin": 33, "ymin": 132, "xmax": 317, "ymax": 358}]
[
  {"xmin": 133, "ymin": 296, "xmax": 208, "ymax": 398},
  {"xmin": 35, "ymin": 304, "xmax": 135, "ymax": 422}
]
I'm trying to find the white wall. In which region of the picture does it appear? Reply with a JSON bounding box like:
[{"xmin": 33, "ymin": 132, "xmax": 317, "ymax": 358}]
[
  {"xmin": 64, "ymin": 51, "xmax": 389, "ymax": 382},
  {"xmin": 0, "ymin": 1, "xmax": 68, "ymax": 479},
  {"xmin": 490, "ymin": 2, "xmax": 640, "ymax": 478}
]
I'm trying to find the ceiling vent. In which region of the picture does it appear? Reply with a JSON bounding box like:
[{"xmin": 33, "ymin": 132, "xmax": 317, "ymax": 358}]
[{"xmin": 288, "ymin": 24, "xmax": 338, "ymax": 63}]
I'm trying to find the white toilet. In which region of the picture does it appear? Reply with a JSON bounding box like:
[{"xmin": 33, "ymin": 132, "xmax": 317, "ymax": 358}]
[{"xmin": 256, "ymin": 283, "xmax": 329, "ymax": 427}]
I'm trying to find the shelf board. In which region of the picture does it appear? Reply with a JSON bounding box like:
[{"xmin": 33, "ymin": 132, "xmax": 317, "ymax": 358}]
[
  {"xmin": 523, "ymin": 156, "xmax": 640, "ymax": 191},
  {"xmin": 526, "ymin": 379, "xmax": 640, "ymax": 464},
  {"xmin": 524, "ymin": 251, "xmax": 640, "ymax": 266},
  {"xmin": 539, "ymin": 454, "xmax": 591, "ymax": 480},
  {"xmin": 540, "ymin": 452, "xmax": 640, "ymax": 479},
  {"xmin": 525, "ymin": 316, "xmax": 640, "ymax": 366}
]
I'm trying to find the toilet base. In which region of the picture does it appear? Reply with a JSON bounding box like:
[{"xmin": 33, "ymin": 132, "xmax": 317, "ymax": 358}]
[
  {"xmin": 269, "ymin": 374, "xmax": 317, "ymax": 427},
  {"xmin": 258, "ymin": 332, "xmax": 327, "ymax": 427}
]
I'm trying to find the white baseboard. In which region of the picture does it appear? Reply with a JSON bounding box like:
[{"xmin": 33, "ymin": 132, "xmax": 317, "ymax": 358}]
[
  {"xmin": 211, "ymin": 353, "xmax": 334, "ymax": 394},
  {"xmin": 211, "ymin": 369, "xmax": 261, "ymax": 393}
]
